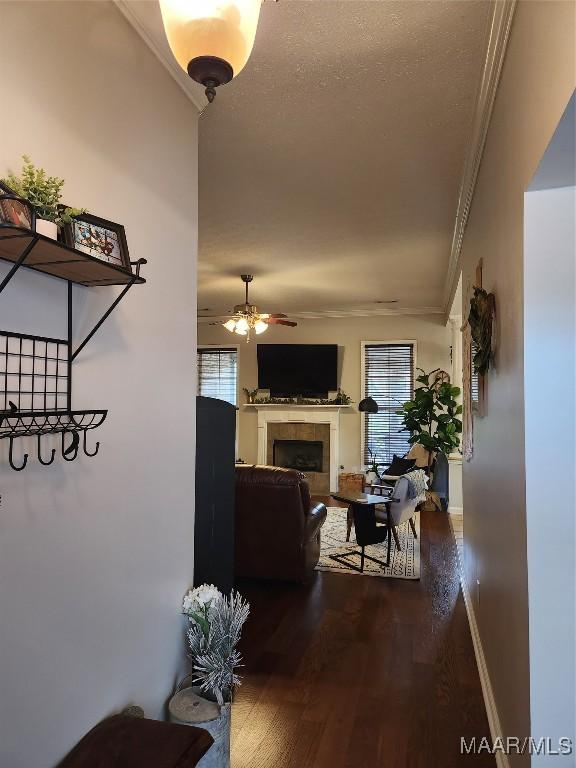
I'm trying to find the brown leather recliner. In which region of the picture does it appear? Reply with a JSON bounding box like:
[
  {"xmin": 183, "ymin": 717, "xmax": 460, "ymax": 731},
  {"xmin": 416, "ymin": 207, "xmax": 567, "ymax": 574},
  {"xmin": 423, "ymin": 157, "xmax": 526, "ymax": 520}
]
[{"xmin": 234, "ymin": 465, "xmax": 327, "ymax": 582}]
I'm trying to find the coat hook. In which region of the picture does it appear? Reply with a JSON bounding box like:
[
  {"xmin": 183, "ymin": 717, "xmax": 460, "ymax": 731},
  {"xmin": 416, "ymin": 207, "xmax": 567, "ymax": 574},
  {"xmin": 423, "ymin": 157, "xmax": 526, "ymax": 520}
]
[
  {"xmin": 82, "ymin": 430, "xmax": 99, "ymax": 457},
  {"xmin": 62, "ymin": 430, "xmax": 79, "ymax": 461},
  {"xmin": 9, "ymin": 437, "xmax": 28, "ymax": 471},
  {"xmin": 37, "ymin": 434, "xmax": 56, "ymax": 466}
]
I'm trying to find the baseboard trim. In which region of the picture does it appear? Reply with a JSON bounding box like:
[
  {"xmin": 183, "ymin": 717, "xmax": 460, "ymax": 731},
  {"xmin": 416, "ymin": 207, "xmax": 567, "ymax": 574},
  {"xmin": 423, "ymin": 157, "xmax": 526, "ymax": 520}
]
[{"xmin": 449, "ymin": 517, "xmax": 510, "ymax": 768}]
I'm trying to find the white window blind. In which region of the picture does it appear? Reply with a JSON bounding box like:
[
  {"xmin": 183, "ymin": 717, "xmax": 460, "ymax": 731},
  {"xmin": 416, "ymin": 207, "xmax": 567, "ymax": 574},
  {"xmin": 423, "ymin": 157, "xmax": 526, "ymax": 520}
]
[
  {"xmin": 197, "ymin": 348, "xmax": 237, "ymax": 406},
  {"xmin": 363, "ymin": 343, "xmax": 414, "ymax": 466}
]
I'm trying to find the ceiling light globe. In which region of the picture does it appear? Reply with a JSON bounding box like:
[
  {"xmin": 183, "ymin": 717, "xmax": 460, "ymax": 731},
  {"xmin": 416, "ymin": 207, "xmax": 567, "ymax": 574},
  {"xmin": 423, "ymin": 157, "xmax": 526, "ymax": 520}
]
[
  {"xmin": 234, "ymin": 327, "xmax": 247, "ymax": 336},
  {"xmin": 235, "ymin": 317, "xmax": 249, "ymax": 333},
  {"xmin": 159, "ymin": 0, "xmax": 262, "ymax": 101},
  {"xmin": 223, "ymin": 319, "xmax": 237, "ymax": 332},
  {"xmin": 254, "ymin": 320, "xmax": 268, "ymax": 334}
]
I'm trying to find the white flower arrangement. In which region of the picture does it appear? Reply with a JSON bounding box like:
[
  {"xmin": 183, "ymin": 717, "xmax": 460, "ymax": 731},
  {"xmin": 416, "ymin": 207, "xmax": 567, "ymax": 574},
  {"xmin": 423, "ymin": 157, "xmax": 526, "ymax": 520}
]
[
  {"xmin": 182, "ymin": 584, "xmax": 221, "ymax": 616},
  {"xmin": 181, "ymin": 584, "xmax": 250, "ymax": 706}
]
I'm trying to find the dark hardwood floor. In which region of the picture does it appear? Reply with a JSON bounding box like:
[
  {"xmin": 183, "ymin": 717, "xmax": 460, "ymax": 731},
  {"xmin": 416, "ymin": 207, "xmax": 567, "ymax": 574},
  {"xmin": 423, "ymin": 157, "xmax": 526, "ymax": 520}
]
[{"xmin": 231, "ymin": 504, "xmax": 494, "ymax": 768}]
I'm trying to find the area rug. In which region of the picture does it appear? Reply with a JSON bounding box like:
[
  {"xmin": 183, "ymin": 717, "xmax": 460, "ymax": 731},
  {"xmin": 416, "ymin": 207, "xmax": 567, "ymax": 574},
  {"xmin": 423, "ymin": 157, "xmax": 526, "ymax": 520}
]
[{"xmin": 316, "ymin": 507, "xmax": 420, "ymax": 579}]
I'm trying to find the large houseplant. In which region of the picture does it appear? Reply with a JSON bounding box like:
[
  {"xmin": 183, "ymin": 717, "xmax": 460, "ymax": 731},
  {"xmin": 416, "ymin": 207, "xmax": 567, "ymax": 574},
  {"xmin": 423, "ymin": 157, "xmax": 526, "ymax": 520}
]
[
  {"xmin": 397, "ymin": 368, "xmax": 462, "ymax": 471},
  {"xmin": 2, "ymin": 155, "xmax": 84, "ymax": 239}
]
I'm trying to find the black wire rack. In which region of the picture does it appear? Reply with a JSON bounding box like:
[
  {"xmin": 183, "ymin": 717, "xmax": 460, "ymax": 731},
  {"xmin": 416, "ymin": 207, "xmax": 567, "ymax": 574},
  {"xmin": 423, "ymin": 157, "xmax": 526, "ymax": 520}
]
[
  {"xmin": 0, "ymin": 331, "xmax": 107, "ymax": 470},
  {"xmin": 0, "ymin": 194, "xmax": 146, "ymax": 470}
]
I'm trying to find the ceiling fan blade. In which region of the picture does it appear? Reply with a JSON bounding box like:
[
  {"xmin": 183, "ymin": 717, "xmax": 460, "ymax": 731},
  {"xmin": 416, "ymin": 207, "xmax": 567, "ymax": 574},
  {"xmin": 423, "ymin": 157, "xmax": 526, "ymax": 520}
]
[
  {"xmin": 268, "ymin": 313, "xmax": 288, "ymax": 318},
  {"xmin": 266, "ymin": 318, "xmax": 297, "ymax": 327}
]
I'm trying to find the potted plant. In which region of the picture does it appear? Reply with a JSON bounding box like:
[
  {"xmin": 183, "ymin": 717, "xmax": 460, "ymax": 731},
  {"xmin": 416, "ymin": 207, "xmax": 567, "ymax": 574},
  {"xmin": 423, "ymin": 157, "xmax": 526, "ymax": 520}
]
[
  {"xmin": 396, "ymin": 368, "xmax": 462, "ymax": 472},
  {"xmin": 365, "ymin": 446, "xmax": 381, "ymax": 485},
  {"xmin": 2, "ymin": 155, "xmax": 84, "ymax": 240},
  {"xmin": 169, "ymin": 584, "xmax": 250, "ymax": 767},
  {"xmin": 243, "ymin": 387, "xmax": 258, "ymax": 404}
]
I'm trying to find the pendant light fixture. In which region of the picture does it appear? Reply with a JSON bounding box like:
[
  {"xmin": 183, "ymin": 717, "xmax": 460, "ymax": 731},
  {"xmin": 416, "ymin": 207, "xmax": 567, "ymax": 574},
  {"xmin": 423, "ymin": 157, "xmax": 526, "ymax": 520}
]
[{"xmin": 159, "ymin": 0, "xmax": 263, "ymax": 103}]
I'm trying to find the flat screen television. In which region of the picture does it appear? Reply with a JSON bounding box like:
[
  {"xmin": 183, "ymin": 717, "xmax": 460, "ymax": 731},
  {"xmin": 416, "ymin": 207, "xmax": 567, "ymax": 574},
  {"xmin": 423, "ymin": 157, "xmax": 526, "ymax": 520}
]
[{"xmin": 257, "ymin": 344, "xmax": 338, "ymax": 397}]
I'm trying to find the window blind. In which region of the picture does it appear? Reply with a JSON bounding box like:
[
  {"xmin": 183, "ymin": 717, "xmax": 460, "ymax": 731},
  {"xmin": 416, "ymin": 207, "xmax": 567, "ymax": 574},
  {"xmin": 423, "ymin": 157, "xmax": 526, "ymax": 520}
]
[
  {"xmin": 197, "ymin": 347, "xmax": 237, "ymax": 406},
  {"xmin": 363, "ymin": 343, "xmax": 414, "ymax": 467}
]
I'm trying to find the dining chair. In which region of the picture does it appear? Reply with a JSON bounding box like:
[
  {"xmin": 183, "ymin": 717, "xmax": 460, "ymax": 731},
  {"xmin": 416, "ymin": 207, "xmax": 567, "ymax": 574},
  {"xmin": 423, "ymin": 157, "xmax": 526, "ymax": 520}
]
[{"xmin": 374, "ymin": 476, "xmax": 419, "ymax": 551}]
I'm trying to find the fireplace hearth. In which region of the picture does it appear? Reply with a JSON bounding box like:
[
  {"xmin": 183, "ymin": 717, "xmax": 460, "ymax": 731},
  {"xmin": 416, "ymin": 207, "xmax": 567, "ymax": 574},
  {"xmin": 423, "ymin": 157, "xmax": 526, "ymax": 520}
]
[{"xmin": 273, "ymin": 439, "xmax": 323, "ymax": 472}]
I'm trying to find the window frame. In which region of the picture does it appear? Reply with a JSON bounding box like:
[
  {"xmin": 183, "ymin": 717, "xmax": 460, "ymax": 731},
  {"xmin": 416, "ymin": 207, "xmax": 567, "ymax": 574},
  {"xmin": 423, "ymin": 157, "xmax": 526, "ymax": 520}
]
[{"xmin": 359, "ymin": 339, "xmax": 417, "ymax": 470}]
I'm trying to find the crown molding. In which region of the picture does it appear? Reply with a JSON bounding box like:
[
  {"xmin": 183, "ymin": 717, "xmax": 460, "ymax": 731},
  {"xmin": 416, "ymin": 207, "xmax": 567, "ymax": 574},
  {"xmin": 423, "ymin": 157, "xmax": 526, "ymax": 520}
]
[
  {"xmin": 289, "ymin": 306, "xmax": 444, "ymax": 320},
  {"xmin": 113, "ymin": 0, "xmax": 207, "ymax": 112},
  {"xmin": 197, "ymin": 306, "xmax": 444, "ymax": 324},
  {"xmin": 442, "ymin": 0, "xmax": 517, "ymax": 320}
]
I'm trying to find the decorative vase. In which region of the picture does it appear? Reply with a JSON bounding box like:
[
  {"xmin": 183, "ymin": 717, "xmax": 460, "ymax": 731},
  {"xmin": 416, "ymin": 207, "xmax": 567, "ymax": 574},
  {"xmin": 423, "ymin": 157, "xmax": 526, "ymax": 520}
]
[
  {"xmin": 168, "ymin": 687, "xmax": 231, "ymax": 768},
  {"xmin": 365, "ymin": 470, "xmax": 379, "ymax": 486},
  {"xmin": 35, "ymin": 218, "xmax": 58, "ymax": 240}
]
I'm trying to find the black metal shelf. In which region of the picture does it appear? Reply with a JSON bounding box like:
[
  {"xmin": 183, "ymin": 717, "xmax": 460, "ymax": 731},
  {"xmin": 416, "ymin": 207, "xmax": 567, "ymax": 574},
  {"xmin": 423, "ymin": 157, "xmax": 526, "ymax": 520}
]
[
  {"xmin": 0, "ymin": 200, "xmax": 147, "ymax": 471},
  {"xmin": 0, "ymin": 409, "xmax": 107, "ymax": 440},
  {"xmin": 0, "ymin": 223, "xmax": 145, "ymax": 287}
]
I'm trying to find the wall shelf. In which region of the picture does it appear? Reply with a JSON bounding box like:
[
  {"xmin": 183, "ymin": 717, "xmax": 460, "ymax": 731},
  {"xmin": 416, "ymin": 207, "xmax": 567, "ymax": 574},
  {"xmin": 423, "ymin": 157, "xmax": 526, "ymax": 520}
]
[
  {"xmin": 0, "ymin": 207, "xmax": 146, "ymax": 470},
  {"xmin": 243, "ymin": 404, "xmax": 353, "ymax": 411},
  {"xmin": 0, "ymin": 223, "xmax": 145, "ymax": 287}
]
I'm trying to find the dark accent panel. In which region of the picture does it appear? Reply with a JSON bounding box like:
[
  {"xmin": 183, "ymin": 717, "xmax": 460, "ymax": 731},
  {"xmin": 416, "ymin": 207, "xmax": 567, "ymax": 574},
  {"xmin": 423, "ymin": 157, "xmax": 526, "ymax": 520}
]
[{"xmin": 195, "ymin": 395, "xmax": 236, "ymax": 594}]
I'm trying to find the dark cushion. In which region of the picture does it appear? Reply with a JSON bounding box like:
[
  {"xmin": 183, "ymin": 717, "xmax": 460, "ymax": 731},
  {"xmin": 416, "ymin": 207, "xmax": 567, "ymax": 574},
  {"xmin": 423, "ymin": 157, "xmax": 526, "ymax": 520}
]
[
  {"xmin": 382, "ymin": 455, "xmax": 416, "ymax": 476},
  {"xmin": 58, "ymin": 714, "xmax": 214, "ymax": 768}
]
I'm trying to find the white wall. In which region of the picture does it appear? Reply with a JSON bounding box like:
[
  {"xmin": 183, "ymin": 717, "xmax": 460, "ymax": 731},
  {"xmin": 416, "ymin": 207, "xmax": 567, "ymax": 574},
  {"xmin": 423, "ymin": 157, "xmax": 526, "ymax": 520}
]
[
  {"xmin": 524, "ymin": 96, "xmax": 575, "ymax": 763},
  {"xmin": 0, "ymin": 3, "xmax": 198, "ymax": 766},
  {"xmin": 199, "ymin": 313, "xmax": 451, "ymax": 469},
  {"xmin": 459, "ymin": 2, "xmax": 575, "ymax": 763}
]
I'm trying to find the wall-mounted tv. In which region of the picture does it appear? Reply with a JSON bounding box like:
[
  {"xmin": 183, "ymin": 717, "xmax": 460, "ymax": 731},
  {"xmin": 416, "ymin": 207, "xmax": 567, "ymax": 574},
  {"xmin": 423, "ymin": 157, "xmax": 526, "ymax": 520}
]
[{"xmin": 257, "ymin": 344, "xmax": 338, "ymax": 398}]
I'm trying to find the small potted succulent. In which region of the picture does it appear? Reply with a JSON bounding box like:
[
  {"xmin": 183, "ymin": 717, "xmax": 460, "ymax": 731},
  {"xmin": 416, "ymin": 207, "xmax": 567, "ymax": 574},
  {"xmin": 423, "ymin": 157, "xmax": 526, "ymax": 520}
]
[
  {"xmin": 169, "ymin": 584, "xmax": 250, "ymax": 767},
  {"xmin": 2, "ymin": 155, "xmax": 84, "ymax": 240}
]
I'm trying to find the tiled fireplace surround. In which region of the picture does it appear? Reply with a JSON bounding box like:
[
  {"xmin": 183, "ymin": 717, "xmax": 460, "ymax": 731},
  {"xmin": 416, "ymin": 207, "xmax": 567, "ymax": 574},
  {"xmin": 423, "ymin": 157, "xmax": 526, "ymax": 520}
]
[
  {"xmin": 266, "ymin": 423, "xmax": 330, "ymax": 493},
  {"xmin": 256, "ymin": 407, "xmax": 342, "ymax": 494}
]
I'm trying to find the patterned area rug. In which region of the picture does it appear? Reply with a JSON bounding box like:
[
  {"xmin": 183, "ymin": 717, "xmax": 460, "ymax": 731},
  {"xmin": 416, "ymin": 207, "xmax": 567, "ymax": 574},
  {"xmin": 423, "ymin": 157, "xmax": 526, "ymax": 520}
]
[{"xmin": 317, "ymin": 506, "xmax": 421, "ymax": 579}]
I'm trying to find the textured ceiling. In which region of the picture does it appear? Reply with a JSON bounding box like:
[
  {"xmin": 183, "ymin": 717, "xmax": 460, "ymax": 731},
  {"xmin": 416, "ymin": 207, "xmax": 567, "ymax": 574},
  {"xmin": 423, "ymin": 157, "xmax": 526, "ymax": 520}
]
[{"xmin": 198, "ymin": 1, "xmax": 491, "ymax": 318}]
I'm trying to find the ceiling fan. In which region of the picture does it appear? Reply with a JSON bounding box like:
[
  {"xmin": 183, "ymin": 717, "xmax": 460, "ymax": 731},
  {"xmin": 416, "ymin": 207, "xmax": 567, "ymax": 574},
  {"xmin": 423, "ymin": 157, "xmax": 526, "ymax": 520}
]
[{"xmin": 202, "ymin": 275, "xmax": 297, "ymax": 342}]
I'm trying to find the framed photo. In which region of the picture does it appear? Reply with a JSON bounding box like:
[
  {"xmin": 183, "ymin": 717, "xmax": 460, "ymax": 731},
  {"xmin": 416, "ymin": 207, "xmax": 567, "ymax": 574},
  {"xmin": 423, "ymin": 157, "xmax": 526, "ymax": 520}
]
[
  {"xmin": 0, "ymin": 181, "xmax": 34, "ymax": 230},
  {"xmin": 63, "ymin": 213, "xmax": 130, "ymax": 270}
]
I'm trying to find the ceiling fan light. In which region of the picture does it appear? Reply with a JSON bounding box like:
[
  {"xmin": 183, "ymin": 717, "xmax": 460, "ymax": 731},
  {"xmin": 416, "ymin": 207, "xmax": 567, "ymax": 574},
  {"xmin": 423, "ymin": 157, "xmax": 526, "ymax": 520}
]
[
  {"xmin": 223, "ymin": 319, "xmax": 237, "ymax": 332},
  {"xmin": 235, "ymin": 317, "xmax": 249, "ymax": 333},
  {"xmin": 234, "ymin": 327, "xmax": 247, "ymax": 336},
  {"xmin": 159, "ymin": 0, "xmax": 262, "ymax": 100},
  {"xmin": 254, "ymin": 319, "xmax": 268, "ymax": 334}
]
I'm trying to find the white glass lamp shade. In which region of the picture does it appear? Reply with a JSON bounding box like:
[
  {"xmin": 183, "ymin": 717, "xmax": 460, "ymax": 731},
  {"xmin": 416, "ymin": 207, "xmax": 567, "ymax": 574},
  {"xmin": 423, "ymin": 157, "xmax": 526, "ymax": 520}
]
[
  {"xmin": 234, "ymin": 327, "xmax": 247, "ymax": 336},
  {"xmin": 254, "ymin": 319, "xmax": 268, "ymax": 334},
  {"xmin": 223, "ymin": 319, "xmax": 236, "ymax": 332},
  {"xmin": 235, "ymin": 317, "xmax": 249, "ymax": 333},
  {"xmin": 159, "ymin": 0, "xmax": 262, "ymax": 97}
]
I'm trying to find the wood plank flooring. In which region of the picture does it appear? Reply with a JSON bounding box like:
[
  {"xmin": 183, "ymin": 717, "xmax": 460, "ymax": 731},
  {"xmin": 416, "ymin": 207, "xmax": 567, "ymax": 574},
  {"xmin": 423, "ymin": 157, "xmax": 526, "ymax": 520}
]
[{"xmin": 231, "ymin": 505, "xmax": 494, "ymax": 768}]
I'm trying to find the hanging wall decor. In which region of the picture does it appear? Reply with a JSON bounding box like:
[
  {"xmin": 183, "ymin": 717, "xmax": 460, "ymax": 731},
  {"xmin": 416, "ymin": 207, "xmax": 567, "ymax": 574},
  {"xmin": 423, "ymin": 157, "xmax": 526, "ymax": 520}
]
[
  {"xmin": 468, "ymin": 286, "xmax": 496, "ymax": 376},
  {"xmin": 462, "ymin": 324, "xmax": 474, "ymax": 461}
]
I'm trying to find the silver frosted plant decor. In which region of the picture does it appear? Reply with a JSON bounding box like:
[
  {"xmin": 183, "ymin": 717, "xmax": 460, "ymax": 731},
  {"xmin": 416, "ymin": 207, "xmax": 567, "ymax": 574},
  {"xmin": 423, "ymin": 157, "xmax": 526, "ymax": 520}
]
[{"xmin": 182, "ymin": 585, "xmax": 250, "ymax": 705}]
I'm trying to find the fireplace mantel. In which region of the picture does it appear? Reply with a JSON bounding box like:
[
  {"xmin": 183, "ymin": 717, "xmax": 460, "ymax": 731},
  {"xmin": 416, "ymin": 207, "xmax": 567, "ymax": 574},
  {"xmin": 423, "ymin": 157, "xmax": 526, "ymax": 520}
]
[
  {"xmin": 254, "ymin": 405, "xmax": 345, "ymax": 492},
  {"xmin": 244, "ymin": 404, "xmax": 352, "ymax": 411}
]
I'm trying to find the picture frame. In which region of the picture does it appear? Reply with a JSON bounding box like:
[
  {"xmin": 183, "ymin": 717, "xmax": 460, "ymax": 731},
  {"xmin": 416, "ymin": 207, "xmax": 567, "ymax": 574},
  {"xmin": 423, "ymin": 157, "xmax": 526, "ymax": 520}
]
[
  {"xmin": 62, "ymin": 212, "xmax": 130, "ymax": 271},
  {"xmin": 0, "ymin": 181, "xmax": 34, "ymax": 230}
]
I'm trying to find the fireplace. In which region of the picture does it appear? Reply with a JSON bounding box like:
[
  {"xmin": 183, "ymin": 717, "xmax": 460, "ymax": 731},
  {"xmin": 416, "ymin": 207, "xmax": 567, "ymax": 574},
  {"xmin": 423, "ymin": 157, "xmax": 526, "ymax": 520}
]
[
  {"xmin": 273, "ymin": 439, "xmax": 323, "ymax": 472},
  {"xmin": 261, "ymin": 413, "xmax": 336, "ymax": 494}
]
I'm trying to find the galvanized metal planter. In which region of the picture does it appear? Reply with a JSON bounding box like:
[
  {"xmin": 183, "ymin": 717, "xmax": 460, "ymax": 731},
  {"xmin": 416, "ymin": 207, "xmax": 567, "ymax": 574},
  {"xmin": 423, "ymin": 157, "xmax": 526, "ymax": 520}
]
[{"xmin": 168, "ymin": 687, "xmax": 231, "ymax": 768}]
